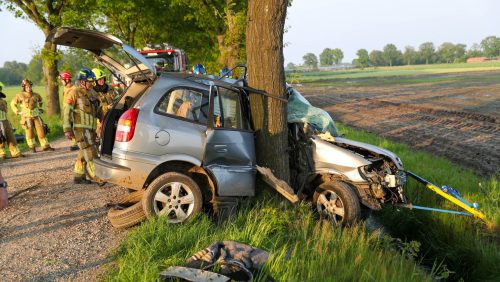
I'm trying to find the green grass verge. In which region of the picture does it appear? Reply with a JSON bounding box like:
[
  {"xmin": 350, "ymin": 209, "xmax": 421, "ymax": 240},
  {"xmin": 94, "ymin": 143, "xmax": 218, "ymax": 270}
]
[
  {"xmin": 104, "ymin": 123, "xmax": 498, "ymax": 281},
  {"xmin": 105, "ymin": 196, "xmax": 431, "ymax": 282},
  {"xmin": 336, "ymin": 123, "xmax": 500, "ymax": 281}
]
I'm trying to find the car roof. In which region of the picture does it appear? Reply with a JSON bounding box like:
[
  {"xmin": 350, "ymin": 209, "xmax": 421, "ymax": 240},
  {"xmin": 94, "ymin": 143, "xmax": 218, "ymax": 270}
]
[{"xmin": 159, "ymin": 72, "xmax": 243, "ymax": 90}]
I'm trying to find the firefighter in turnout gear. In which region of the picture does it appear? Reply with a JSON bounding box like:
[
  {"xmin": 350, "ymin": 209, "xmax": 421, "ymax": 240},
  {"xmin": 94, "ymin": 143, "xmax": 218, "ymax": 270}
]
[
  {"xmin": 60, "ymin": 71, "xmax": 79, "ymax": 151},
  {"xmin": 92, "ymin": 68, "xmax": 115, "ymax": 140},
  {"xmin": 10, "ymin": 79, "xmax": 54, "ymax": 153},
  {"xmin": 0, "ymin": 82, "xmax": 23, "ymax": 160},
  {"xmin": 64, "ymin": 69, "xmax": 100, "ymax": 184},
  {"xmin": 92, "ymin": 68, "xmax": 115, "ymax": 119}
]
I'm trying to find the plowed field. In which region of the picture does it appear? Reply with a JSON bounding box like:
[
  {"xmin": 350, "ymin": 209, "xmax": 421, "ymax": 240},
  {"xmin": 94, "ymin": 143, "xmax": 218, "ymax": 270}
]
[{"xmin": 297, "ymin": 71, "xmax": 500, "ymax": 178}]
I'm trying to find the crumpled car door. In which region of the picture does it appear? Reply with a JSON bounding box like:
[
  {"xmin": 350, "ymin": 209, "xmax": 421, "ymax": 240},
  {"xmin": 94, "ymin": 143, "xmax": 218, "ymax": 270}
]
[{"xmin": 203, "ymin": 85, "xmax": 256, "ymax": 196}]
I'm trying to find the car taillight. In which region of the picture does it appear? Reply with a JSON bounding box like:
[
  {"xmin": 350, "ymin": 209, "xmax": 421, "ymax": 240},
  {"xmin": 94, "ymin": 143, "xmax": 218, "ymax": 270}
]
[{"xmin": 115, "ymin": 108, "xmax": 139, "ymax": 142}]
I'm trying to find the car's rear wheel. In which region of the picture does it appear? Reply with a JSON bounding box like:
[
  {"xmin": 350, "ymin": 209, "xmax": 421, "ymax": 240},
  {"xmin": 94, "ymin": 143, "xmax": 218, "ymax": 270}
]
[
  {"xmin": 313, "ymin": 181, "xmax": 361, "ymax": 225},
  {"xmin": 142, "ymin": 172, "xmax": 202, "ymax": 223}
]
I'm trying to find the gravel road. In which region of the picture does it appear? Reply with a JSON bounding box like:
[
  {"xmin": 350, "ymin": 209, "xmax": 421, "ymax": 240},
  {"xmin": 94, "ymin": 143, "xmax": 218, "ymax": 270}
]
[{"xmin": 0, "ymin": 138, "xmax": 129, "ymax": 281}]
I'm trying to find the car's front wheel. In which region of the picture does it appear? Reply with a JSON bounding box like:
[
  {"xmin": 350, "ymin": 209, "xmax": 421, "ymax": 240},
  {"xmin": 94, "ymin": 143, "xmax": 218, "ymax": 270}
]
[
  {"xmin": 142, "ymin": 172, "xmax": 202, "ymax": 223},
  {"xmin": 313, "ymin": 181, "xmax": 361, "ymax": 225}
]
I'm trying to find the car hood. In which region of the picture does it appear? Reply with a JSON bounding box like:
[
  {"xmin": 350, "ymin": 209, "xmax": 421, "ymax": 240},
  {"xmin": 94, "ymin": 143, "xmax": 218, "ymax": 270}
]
[
  {"xmin": 333, "ymin": 137, "xmax": 404, "ymax": 169},
  {"xmin": 46, "ymin": 27, "xmax": 156, "ymax": 82}
]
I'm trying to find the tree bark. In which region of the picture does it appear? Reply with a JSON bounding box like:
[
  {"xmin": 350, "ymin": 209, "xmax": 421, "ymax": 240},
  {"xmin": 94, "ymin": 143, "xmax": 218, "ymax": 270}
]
[
  {"xmin": 41, "ymin": 41, "xmax": 60, "ymax": 116},
  {"xmin": 246, "ymin": 0, "xmax": 289, "ymax": 183}
]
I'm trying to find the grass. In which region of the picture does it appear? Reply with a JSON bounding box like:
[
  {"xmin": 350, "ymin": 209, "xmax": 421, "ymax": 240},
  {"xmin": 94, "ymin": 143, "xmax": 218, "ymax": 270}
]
[
  {"xmin": 105, "ymin": 196, "xmax": 431, "ymax": 282},
  {"xmin": 335, "ymin": 123, "xmax": 500, "ymax": 281},
  {"xmin": 289, "ymin": 61, "xmax": 500, "ymax": 84},
  {"xmin": 1, "ymin": 85, "xmax": 64, "ymax": 151},
  {"xmin": 104, "ymin": 123, "xmax": 499, "ymax": 281}
]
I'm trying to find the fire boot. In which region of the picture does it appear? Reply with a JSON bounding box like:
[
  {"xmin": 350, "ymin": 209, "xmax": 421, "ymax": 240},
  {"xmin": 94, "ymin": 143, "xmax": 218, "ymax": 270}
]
[{"xmin": 74, "ymin": 176, "xmax": 92, "ymax": 184}]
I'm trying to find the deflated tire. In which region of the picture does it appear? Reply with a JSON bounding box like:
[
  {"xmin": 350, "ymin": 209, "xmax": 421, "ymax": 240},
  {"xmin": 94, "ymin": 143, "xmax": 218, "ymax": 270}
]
[{"xmin": 107, "ymin": 190, "xmax": 146, "ymax": 228}]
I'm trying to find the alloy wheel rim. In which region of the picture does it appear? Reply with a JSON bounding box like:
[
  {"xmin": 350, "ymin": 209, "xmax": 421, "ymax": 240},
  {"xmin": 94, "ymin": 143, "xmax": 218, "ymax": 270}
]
[
  {"xmin": 153, "ymin": 181, "xmax": 195, "ymax": 223},
  {"xmin": 316, "ymin": 190, "xmax": 345, "ymax": 224}
]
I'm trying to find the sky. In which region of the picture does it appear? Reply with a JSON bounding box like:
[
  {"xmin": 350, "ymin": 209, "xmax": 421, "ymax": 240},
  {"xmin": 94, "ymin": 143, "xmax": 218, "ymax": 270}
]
[{"xmin": 0, "ymin": 0, "xmax": 499, "ymax": 67}]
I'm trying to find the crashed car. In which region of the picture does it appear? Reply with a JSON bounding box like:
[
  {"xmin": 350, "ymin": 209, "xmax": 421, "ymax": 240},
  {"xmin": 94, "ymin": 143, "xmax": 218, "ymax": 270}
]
[{"xmin": 47, "ymin": 27, "xmax": 407, "ymax": 226}]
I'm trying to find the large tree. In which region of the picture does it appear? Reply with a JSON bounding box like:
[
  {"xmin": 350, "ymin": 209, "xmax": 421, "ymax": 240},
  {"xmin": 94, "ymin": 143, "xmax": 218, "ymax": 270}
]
[
  {"xmin": 331, "ymin": 48, "xmax": 344, "ymax": 64},
  {"xmin": 419, "ymin": 42, "xmax": 435, "ymax": 65},
  {"xmin": 382, "ymin": 43, "xmax": 400, "ymax": 67},
  {"xmin": 438, "ymin": 42, "xmax": 456, "ymax": 63},
  {"xmin": 369, "ymin": 50, "xmax": 385, "ymax": 66},
  {"xmin": 403, "ymin": 46, "xmax": 417, "ymax": 65},
  {"xmin": 302, "ymin": 53, "xmax": 318, "ymax": 70},
  {"xmin": 319, "ymin": 48, "xmax": 333, "ymax": 66},
  {"xmin": 2, "ymin": 0, "xmax": 88, "ymax": 116},
  {"xmin": 171, "ymin": 0, "xmax": 247, "ymax": 70},
  {"xmin": 480, "ymin": 36, "xmax": 500, "ymax": 58},
  {"xmin": 355, "ymin": 49, "xmax": 370, "ymax": 68},
  {"xmin": 246, "ymin": 0, "xmax": 289, "ymax": 182}
]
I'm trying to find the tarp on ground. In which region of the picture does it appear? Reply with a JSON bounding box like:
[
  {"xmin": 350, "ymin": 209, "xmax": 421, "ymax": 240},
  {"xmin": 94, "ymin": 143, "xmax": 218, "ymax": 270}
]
[{"xmin": 287, "ymin": 87, "xmax": 339, "ymax": 137}]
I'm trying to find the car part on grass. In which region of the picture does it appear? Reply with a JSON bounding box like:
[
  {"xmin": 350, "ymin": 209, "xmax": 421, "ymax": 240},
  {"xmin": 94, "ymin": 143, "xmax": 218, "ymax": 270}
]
[
  {"xmin": 107, "ymin": 190, "xmax": 146, "ymax": 228},
  {"xmin": 313, "ymin": 181, "xmax": 361, "ymax": 225},
  {"xmin": 184, "ymin": 241, "xmax": 271, "ymax": 282},
  {"xmin": 160, "ymin": 266, "xmax": 230, "ymax": 282},
  {"xmin": 142, "ymin": 172, "xmax": 202, "ymax": 223},
  {"xmin": 399, "ymin": 171, "xmax": 487, "ymax": 221},
  {"xmin": 211, "ymin": 196, "xmax": 239, "ymax": 220}
]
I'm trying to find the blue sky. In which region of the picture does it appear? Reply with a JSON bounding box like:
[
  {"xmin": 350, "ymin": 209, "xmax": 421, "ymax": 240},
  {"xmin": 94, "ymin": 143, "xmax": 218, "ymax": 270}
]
[{"xmin": 1, "ymin": 0, "xmax": 499, "ymax": 66}]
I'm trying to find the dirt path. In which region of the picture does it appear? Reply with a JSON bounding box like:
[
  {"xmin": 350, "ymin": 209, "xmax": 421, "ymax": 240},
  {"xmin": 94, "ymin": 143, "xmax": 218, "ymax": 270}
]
[
  {"xmin": 0, "ymin": 138, "xmax": 129, "ymax": 281},
  {"xmin": 298, "ymin": 71, "xmax": 500, "ymax": 177}
]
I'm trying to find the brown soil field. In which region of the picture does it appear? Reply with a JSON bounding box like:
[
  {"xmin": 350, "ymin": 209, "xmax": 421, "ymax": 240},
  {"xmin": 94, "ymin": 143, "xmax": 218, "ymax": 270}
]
[{"xmin": 297, "ymin": 71, "xmax": 500, "ymax": 178}]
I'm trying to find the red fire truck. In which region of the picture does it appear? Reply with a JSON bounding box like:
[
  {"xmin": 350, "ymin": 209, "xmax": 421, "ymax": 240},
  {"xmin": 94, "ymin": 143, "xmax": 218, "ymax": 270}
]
[{"xmin": 138, "ymin": 43, "xmax": 189, "ymax": 72}]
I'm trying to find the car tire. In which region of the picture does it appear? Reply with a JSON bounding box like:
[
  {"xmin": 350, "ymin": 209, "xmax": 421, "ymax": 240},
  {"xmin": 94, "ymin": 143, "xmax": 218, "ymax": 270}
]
[
  {"xmin": 313, "ymin": 181, "xmax": 361, "ymax": 225},
  {"xmin": 120, "ymin": 189, "xmax": 145, "ymax": 204},
  {"xmin": 142, "ymin": 172, "xmax": 202, "ymax": 223},
  {"xmin": 107, "ymin": 201, "xmax": 146, "ymax": 229}
]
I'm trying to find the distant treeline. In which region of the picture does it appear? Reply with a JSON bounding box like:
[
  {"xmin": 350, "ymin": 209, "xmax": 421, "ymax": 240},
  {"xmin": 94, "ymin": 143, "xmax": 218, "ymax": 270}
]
[
  {"xmin": 0, "ymin": 49, "xmax": 96, "ymax": 86},
  {"xmin": 289, "ymin": 35, "xmax": 500, "ymax": 70}
]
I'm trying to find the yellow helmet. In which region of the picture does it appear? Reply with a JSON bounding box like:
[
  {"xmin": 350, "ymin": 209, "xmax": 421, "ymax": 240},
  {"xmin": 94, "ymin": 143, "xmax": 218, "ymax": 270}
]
[
  {"xmin": 92, "ymin": 68, "xmax": 106, "ymax": 80},
  {"xmin": 0, "ymin": 81, "xmax": 4, "ymax": 90}
]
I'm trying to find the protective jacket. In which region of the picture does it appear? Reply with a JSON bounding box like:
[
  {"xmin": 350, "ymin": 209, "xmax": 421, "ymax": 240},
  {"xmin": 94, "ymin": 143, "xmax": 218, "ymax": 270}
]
[
  {"xmin": 11, "ymin": 91, "xmax": 43, "ymax": 120},
  {"xmin": 63, "ymin": 86, "xmax": 98, "ymax": 133}
]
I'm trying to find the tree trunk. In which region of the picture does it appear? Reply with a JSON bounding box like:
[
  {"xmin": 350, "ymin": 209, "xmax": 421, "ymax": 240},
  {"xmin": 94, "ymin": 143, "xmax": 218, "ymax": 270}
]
[
  {"xmin": 246, "ymin": 0, "xmax": 289, "ymax": 183},
  {"xmin": 41, "ymin": 41, "xmax": 60, "ymax": 116}
]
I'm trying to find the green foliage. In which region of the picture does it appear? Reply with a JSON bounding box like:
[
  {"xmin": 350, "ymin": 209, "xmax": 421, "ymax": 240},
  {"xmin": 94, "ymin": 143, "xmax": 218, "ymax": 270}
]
[
  {"xmin": 403, "ymin": 46, "xmax": 417, "ymax": 65},
  {"xmin": 334, "ymin": 122, "xmax": 500, "ymax": 282},
  {"xmin": 480, "ymin": 36, "xmax": 500, "ymax": 58},
  {"xmin": 331, "ymin": 48, "xmax": 344, "ymax": 64},
  {"xmin": 467, "ymin": 43, "xmax": 483, "ymax": 58},
  {"xmin": 58, "ymin": 48, "xmax": 96, "ymax": 77},
  {"xmin": 370, "ymin": 50, "xmax": 385, "ymax": 67},
  {"xmin": 302, "ymin": 53, "xmax": 319, "ymax": 70},
  {"xmin": 0, "ymin": 61, "xmax": 27, "ymax": 85},
  {"xmin": 355, "ymin": 49, "xmax": 369, "ymax": 68},
  {"xmin": 382, "ymin": 43, "xmax": 401, "ymax": 67},
  {"xmin": 419, "ymin": 42, "xmax": 435, "ymax": 64},
  {"xmin": 319, "ymin": 48, "xmax": 333, "ymax": 66},
  {"xmin": 26, "ymin": 52, "xmax": 43, "ymax": 84}
]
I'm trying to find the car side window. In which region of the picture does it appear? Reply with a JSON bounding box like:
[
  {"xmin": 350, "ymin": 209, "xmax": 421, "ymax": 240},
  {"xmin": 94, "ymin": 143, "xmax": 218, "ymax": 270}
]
[
  {"xmin": 213, "ymin": 87, "xmax": 249, "ymax": 130},
  {"xmin": 156, "ymin": 88, "xmax": 208, "ymax": 124}
]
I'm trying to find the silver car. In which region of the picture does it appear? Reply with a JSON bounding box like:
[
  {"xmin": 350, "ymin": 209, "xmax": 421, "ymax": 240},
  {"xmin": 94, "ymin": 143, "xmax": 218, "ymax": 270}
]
[{"xmin": 48, "ymin": 28, "xmax": 407, "ymax": 225}]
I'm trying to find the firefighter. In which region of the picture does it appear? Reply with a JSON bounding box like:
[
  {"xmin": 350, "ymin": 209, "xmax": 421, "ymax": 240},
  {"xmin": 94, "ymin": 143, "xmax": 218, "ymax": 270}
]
[
  {"xmin": 0, "ymin": 82, "xmax": 23, "ymax": 160},
  {"xmin": 92, "ymin": 68, "xmax": 115, "ymax": 120},
  {"xmin": 193, "ymin": 64, "xmax": 206, "ymax": 75},
  {"xmin": 10, "ymin": 79, "xmax": 54, "ymax": 153},
  {"xmin": 63, "ymin": 69, "xmax": 100, "ymax": 184},
  {"xmin": 60, "ymin": 71, "xmax": 79, "ymax": 151}
]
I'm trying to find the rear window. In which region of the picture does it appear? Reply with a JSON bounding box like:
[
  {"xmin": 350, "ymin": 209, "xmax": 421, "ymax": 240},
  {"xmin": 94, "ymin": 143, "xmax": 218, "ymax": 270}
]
[{"xmin": 155, "ymin": 88, "xmax": 209, "ymax": 124}]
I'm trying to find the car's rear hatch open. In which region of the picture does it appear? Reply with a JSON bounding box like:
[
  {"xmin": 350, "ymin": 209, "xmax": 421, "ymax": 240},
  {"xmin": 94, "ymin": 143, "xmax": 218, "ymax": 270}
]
[{"xmin": 47, "ymin": 27, "xmax": 155, "ymax": 156}]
